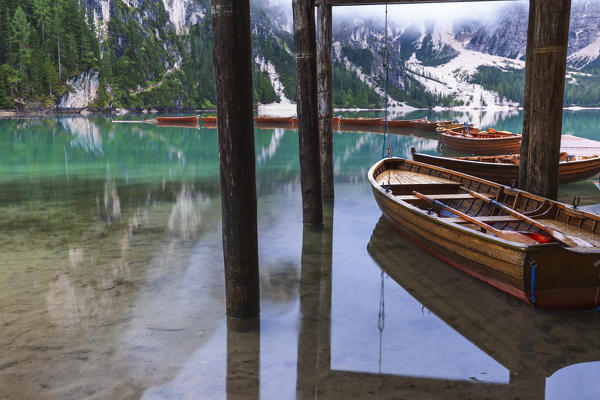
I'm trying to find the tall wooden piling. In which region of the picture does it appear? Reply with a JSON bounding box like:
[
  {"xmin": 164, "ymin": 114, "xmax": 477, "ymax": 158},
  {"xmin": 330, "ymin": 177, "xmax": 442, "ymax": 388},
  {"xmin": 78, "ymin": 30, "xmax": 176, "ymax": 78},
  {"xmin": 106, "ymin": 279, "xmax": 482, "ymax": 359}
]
[
  {"xmin": 525, "ymin": 0, "xmax": 571, "ymax": 199},
  {"xmin": 212, "ymin": 0, "xmax": 260, "ymax": 318},
  {"xmin": 317, "ymin": 3, "xmax": 334, "ymax": 200},
  {"xmin": 293, "ymin": 0, "xmax": 323, "ymax": 224},
  {"xmin": 519, "ymin": 0, "xmax": 536, "ymax": 190}
]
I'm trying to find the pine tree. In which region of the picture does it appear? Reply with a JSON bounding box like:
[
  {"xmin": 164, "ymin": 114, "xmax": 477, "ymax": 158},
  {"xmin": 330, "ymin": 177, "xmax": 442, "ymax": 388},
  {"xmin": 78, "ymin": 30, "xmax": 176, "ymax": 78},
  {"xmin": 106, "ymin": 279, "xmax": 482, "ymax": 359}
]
[{"xmin": 11, "ymin": 6, "xmax": 31, "ymax": 86}]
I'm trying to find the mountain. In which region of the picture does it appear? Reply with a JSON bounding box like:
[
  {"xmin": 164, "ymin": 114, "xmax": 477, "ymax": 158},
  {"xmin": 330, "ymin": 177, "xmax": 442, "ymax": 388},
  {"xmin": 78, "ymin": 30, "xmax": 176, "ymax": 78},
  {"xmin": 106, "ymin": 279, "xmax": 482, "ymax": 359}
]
[{"xmin": 1, "ymin": 0, "xmax": 600, "ymax": 110}]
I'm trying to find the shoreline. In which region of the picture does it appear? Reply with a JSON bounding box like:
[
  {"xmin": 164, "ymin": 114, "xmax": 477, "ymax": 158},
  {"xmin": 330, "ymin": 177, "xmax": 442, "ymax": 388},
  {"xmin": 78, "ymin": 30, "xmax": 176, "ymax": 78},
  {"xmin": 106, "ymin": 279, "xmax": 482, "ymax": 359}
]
[{"xmin": 2, "ymin": 105, "xmax": 600, "ymax": 119}]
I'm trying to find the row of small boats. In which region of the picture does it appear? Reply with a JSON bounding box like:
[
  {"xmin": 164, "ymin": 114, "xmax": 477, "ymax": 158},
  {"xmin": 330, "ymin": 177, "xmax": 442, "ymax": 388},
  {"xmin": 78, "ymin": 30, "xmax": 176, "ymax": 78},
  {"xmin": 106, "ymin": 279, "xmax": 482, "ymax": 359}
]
[{"xmin": 201, "ymin": 115, "xmax": 457, "ymax": 131}]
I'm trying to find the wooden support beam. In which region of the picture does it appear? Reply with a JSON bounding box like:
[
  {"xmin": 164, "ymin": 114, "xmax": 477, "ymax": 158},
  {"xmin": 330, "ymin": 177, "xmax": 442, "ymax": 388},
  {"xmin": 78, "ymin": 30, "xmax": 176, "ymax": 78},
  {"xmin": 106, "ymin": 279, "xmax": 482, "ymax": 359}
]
[
  {"xmin": 525, "ymin": 0, "xmax": 571, "ymax": 200},
  {"xmin": 519, "ymin": 0, "xmax": 536, "ymax": 190},
  {"xmin": 317, "ymin": 3, "xmax": 334, "ymax": 200},
  {"xmin": 325, "ymin": 0, "xmax": 518, "ymax": 5},
  {"xmin": 293, "ymin": 0, "xmax": 324, "ymax": 224},
  {"xmin": 212, "ymin": 0, "xmax": 260, "ymax": 318}
]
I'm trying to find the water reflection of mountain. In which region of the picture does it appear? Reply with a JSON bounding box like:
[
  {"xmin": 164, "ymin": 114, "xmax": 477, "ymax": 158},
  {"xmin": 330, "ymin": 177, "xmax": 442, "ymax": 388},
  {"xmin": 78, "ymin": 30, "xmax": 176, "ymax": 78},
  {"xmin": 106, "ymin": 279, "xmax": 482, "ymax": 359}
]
[{"xmin": 367, "ymin": 217, "xmax": 600, "ymax": 398}]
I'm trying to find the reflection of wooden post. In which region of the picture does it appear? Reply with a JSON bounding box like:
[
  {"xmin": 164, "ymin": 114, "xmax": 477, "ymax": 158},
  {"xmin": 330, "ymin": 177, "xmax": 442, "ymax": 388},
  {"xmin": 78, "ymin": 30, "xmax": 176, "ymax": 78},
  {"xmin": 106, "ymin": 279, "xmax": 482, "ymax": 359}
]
[
  {"xmin": 296, "ymin": 203, "xmax": 333, "ymax": 398},
  {"xmin": 519, "ymin": 0, "xmax": 536, "ymax": 190},
  {"xmin": 293, "ymin": 0, "xmax": 323, "ymax": 224},
  {"xmin": 525, "ymin": 0, "xmax": 571, "ymax": 199},
  {"xmin": 317, "ymin": 3, "xmax": 334, "ymax": 200},
  {"xmin": 212, "ymin": 0, "xmax": 259, "ymax": 318},
  {"xmin": 227, "ymin": 318, "xmax": 260, "ymax": 400}
]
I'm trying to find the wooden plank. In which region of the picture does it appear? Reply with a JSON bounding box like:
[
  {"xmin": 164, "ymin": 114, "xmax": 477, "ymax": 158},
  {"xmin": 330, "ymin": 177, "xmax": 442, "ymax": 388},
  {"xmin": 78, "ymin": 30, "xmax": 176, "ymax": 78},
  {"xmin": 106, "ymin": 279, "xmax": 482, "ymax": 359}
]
[
  {"xmin": 212, "ymin": 0, "xmax": 260, "ymax": 319},
  {"xmin": 560, "ymin": 135, "xmax": 600, "ymax": 157},
  {"xmin": 293, "ymin": 0, "xmax": 323, "ymax": 224},
  {"xmin": 440, "ymin": 216, "xmax": 520, "ymax": 224},
  {"xmin": 317, "ymin": 3, "xmax": 334, "ymax": 200},
  {"xmin": 396, "ymin": 193, "xmax": 488, "ymax": 201},
  {"xmin": 324, "ymin": 0, "xmax": 517, "ymax": 5},
  {"xmin": 525, "ymin": 0, "xmax": 571, "ymax": 200}
]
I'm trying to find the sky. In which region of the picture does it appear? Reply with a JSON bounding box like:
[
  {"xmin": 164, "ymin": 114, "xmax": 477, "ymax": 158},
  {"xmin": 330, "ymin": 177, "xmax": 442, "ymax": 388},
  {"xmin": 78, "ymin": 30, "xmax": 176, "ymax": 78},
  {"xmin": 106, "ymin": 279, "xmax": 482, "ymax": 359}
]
[
  {"xmin": 332, "ymin": 1, "xmax": 524, "ymax": 22},
  {"xmin": 263, "ymin": 0, "xmax": 526, "ymax": 23}
]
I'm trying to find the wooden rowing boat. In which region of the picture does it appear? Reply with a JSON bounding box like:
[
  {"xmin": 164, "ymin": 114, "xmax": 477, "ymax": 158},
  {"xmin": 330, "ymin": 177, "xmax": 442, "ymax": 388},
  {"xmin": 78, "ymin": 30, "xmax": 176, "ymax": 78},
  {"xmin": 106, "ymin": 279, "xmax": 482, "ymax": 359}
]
[
  {"xmin": 201, "ymin": 116, "xmax": 216, "ymax": 123},
  {"xmin": 255, "ymin": 116, "xmax": 295, "ymax": 124},
  {"xmin": 339, "ymin": 117, "xmax": 384, "ymax": 128},
  {"xmin": 411, "ymin": 148, "xmax": 600, "ymax": 185},
  {"xmin": 439, "ymin": 126, "xmax": 521, "ymax": 155},
  {"xmin": 369, "ymin": 157, "xmax": 600, "ymax": 310},
  {"xmin": 435, "ymin": 122, "xmax": 474, "ymax": 133},
  {"xmin": 156, "ymin": 115, "xmax": 199, "ymax": 124},
  {"xmin": 386, "ymin": 118, "xmax": 425, "ymax": 129}
]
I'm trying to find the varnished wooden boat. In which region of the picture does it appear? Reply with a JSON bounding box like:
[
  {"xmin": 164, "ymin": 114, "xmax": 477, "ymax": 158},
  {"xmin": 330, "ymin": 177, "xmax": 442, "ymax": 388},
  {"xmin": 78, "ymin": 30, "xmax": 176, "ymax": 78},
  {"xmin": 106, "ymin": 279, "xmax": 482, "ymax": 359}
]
[
  {"xmin": 439, "ymin": 126, "xmax": 521, "ymax": 155},
  {"xmin": 386, "ymin": 118, "xmax": 425, "ymax": 129},
  {"xmin": 156, "ymin": 115, "xmax": 199, "ymax": 124},
  {"xmin": 339, "ymin": 117, "xmax": 385, "ymax": 128},
  {"xmin": 411, "ymin": 148, "xmax": 600, "ymax": 185},
  {"xmin": 255, "ymin": 116, "xmax": 295, "ymax": 124},
  {"xmin": 369, "ymin": 157, "xmax": 600, "ymax": 310},
  {"xmin": 201, "ymin": 116, "xmax": 216, "ymax": 123},
  {"xmin": 412, "ymin": 119, "xmax": 457, "ymax": 131}
]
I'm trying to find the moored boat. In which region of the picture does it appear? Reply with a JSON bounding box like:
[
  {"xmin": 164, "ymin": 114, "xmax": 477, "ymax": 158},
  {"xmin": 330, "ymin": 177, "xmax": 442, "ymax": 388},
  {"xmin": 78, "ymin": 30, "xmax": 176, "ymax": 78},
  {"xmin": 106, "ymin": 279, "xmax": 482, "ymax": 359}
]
[
  {"xmin": 369, "ymin": 157, "xmax": 600, "ymax": 310},
  {"xmin": 255, "ymin": 116, "xmax": 295, "ymax": 124},
  {"xmin": 386, "ymin": 118, "xmax": 426, "ymax": 129},
  {"xmin": 201, "ymin": 116, "xmax": 217, "ymax": 123},
  {"xmin": 439, "ymin": 126, "xmax": 521, "ymax": 155},
  {"xmin": 411, "ymin": 148, "xmax": 600, "ymax": 185},
  {"xmin": 156, "ymin": 115, "xmax": 199, "ymax": 124},
  {"xmin": 339, "ymin": 117, "xmax": 384, "ymax": 128}
]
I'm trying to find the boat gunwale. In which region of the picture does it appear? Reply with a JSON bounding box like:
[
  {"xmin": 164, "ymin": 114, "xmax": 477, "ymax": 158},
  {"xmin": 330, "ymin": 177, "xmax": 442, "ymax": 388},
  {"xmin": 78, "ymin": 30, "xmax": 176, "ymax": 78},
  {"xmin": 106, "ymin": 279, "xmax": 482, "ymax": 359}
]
[{"xmin": 411, "ymin": 149, "xmax": 600, "ymax": 168}]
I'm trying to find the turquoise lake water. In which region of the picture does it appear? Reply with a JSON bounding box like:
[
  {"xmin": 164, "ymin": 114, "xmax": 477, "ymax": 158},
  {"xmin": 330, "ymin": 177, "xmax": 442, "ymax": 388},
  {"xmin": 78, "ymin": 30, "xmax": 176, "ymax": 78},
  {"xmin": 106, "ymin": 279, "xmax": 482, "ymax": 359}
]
[{"xmin": 0, "ymin": 112, "xmax": 599, "ymax": 399}]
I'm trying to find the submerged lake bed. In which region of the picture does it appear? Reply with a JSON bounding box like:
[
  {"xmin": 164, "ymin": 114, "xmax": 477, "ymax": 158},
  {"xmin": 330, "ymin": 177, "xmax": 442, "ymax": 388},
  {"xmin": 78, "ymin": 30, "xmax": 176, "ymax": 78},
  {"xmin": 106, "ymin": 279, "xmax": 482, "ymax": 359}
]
[{"xmin": 1, "ymin": 111, "xmax": 600, "ymax": 399}]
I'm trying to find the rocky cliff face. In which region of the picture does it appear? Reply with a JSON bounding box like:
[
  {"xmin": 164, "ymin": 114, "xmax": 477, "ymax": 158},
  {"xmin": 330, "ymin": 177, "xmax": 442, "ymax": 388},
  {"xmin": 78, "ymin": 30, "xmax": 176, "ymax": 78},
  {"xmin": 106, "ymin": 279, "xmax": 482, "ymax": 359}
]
[{"xmin": 58, "ymin": 70, "xmax": 100, "ymax": 108}]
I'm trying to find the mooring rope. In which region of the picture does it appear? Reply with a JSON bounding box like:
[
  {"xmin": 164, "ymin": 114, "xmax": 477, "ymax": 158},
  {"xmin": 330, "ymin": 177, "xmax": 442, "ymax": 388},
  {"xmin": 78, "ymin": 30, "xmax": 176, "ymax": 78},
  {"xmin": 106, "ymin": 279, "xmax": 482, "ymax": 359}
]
[
  {"xmin": 377, "ymin": 269, "xmax": 386, "ymax": 373},
  {"xmin": 381, "ymin": 4, "xmax": 390, "ymax": 159}
]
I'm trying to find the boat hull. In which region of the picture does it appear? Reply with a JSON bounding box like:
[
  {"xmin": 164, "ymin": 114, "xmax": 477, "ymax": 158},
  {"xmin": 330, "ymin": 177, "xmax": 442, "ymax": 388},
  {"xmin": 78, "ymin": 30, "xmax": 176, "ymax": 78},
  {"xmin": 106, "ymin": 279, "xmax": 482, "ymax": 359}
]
[
  {"xmin": 412, "ymin": 150, "xmax": 600, "ymax": 185},
  {"xmin": 156, "ymin": 116, "xmax": 199, "ymax": 124},
  {"xmin": 369, "ymin": 158, "xmax": 600, "ymax": 310},
  {"xmin": 339, "ymin": 118, "xmax": 384, "ymax": 128},
  {"xmin": 255, "ymin": 116, "xmax": 295, "ymax": 124},
  {"xmin": 440, "ymin": 131, "xmax": 521, "ymax": 155}
]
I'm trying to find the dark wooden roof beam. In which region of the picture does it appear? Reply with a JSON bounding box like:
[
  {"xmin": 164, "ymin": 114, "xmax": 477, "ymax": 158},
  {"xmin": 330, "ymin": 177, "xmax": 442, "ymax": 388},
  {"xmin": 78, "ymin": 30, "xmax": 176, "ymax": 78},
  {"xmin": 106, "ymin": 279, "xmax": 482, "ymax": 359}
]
[{"xmin": 323, "ymin": 0, "xmax": 518, "ymax": 5}]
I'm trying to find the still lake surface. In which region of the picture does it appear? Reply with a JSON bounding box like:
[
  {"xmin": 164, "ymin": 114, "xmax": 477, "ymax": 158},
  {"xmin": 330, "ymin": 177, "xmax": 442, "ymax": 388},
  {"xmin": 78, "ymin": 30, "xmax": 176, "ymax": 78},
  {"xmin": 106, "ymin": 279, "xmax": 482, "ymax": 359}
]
[{"xmin": 1, "ymin": 110, "xmax": 600, "ymax": 399}]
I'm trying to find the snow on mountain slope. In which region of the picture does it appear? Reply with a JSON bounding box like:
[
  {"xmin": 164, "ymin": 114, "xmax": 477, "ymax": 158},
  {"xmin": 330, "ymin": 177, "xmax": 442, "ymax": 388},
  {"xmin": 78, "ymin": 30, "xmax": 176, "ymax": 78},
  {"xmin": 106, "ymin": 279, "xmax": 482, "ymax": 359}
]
[{"xmin": 405, "ymin": 34, "xmax": 524, "ymax": 109}]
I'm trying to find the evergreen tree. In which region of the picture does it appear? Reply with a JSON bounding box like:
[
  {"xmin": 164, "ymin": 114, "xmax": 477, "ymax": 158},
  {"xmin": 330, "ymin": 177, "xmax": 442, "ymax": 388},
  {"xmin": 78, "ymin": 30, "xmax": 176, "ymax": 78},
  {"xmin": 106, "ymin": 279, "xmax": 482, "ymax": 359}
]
[{"xmin": 10, "ymin": 6, "xmax": 31, "ymax": 92}]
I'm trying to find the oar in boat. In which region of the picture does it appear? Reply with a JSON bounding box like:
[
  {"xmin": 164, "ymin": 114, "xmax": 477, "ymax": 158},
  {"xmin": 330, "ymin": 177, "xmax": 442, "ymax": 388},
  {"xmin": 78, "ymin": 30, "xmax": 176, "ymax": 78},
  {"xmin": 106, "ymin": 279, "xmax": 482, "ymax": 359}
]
[
  {"xmin": 466, "ymin": 189, "xmax": 592, "ymax": 247},
  {"xmin": 412, "ymin": 191, "xmax": 538, "ymax": 245}
]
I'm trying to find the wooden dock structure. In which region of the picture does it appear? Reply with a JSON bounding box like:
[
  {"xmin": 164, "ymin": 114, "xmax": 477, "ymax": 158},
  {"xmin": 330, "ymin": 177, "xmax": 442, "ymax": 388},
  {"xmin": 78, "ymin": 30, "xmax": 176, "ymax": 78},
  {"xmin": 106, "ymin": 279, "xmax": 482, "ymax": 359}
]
[
  {"xmin": 211, "ymin": 0, "xmax": 577, "ymax": 318},
  {"xmin": 560, "ymin": 135, "xmax": 600, "ymax": 157}
]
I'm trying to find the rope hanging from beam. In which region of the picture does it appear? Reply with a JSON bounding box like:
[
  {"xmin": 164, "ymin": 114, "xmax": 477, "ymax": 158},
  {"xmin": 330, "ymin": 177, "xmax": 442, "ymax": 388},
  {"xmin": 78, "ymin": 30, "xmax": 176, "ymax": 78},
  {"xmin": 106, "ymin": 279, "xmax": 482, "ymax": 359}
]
[{"xmin": 381, "ymin": 4, "xmax": 391, "ymax": 159}]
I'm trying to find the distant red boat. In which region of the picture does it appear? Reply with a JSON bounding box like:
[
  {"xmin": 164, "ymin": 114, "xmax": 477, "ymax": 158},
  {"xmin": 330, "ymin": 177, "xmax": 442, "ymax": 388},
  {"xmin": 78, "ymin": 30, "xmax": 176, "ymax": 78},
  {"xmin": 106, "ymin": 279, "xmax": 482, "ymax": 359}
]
[
  {"xmin": 201, "ymin": 116, "xmax": 217, "ymax": 123},
  {"xmin": 156, "ymin": 116, "xmax": 199, "ymax": 124},
  {"xmin": 255, "ymin": 116, "xmax": 295, "ymax": 124},
  {"xmin": 339, "ymin": 117, "xmax": 384, "ymax": 128}
]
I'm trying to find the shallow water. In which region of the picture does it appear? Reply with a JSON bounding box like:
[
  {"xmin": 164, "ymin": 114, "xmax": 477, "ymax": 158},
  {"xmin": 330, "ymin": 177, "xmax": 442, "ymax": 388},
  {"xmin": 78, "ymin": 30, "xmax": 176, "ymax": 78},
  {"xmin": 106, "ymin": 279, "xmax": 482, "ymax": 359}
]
[{"xmin": 0, "ymin": 113, "xmax": 599, "ymax": 399}]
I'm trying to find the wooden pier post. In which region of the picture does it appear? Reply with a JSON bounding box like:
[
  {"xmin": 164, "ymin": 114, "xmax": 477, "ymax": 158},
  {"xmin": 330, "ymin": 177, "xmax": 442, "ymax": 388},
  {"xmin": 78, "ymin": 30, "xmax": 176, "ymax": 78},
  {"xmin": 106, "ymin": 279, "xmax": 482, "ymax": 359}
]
[
  {"xmin": 519, "ymin": 0, "xmax": 536, "ymax": 190},
  {"xmin": 293, "ymin": 0, "xmax": 323, "ymax": 224},
  {"xmin": 525, "ymin": 0, "xmax": 571, "ymax": 199},
  {"xmin": 317, "ymin": 3, "xmax": 334, "ymax": 200},
  {"xmin": 212, "ymin": 0, "xmax": 260, "ymax": 318}
]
